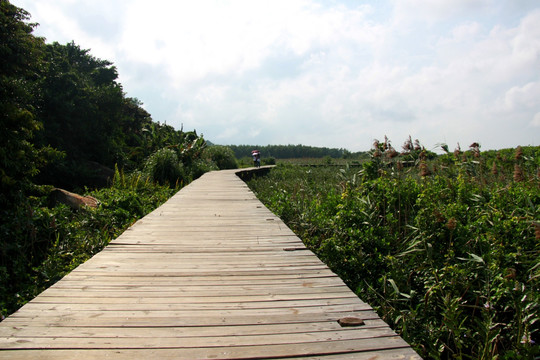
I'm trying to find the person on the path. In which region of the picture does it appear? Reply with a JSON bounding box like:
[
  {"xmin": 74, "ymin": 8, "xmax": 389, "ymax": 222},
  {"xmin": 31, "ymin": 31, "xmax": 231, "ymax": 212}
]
[{"xmin": 251, "ymin": 150, "xmax": 261, "ymax": 168}]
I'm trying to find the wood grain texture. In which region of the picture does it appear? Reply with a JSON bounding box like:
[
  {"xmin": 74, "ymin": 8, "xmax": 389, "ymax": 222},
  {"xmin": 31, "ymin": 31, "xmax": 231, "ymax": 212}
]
[{"xmin": 0, "ymin": 169, "xmax": 421, "ymax": 359}]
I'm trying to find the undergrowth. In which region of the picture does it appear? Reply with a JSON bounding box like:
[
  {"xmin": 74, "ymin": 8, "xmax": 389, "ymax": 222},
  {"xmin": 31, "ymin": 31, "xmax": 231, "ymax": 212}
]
[
  {"xmin": 248, "ymin": 141, "xmax": 539, "ymax": 359},
  {"xmin": 0, "ymin": 169, "xmax": 176, "ymax": 319}
]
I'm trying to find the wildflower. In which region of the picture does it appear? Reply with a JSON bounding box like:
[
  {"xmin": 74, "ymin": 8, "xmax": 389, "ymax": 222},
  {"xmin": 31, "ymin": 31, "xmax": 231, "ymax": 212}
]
[{"xmin": 446, "ymin": 218, "xmax": 457, "ymax": 230}]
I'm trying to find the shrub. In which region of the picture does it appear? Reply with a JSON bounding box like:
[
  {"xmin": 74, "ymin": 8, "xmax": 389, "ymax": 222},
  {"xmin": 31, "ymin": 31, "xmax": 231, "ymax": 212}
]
[
  {"xmin": 188, "ymin": 158, "xmax": 218, "ymax": 180},
  {"xmin": 143, "ymin": 148, "xmax": 185, "ymax": 187},
  {"xmin": 203, "ymin": 145, "xmax": 238, "ymax": 170},
  {"xmin": 262, "ymin": 157, "xmax": 276, "ymax": 165}
]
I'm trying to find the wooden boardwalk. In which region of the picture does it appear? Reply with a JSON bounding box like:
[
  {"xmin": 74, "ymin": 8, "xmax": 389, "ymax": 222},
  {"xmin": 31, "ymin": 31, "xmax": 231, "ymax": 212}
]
[{"xmin": 0, "ymin": 169, "xmax": 420, "ymax": 359}]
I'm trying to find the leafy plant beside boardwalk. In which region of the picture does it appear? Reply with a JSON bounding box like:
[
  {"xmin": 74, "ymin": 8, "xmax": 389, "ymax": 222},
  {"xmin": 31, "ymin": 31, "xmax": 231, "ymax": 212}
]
[{"xmin": 248, "ymin": 140, "xmax": 539, "ymax": 359}]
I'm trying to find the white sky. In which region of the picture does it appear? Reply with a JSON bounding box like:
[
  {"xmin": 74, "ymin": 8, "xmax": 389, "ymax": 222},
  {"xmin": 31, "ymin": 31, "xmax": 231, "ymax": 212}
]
[{"xmin": 13, "ymin": 0, "xmax": 540, "ymax": 152}]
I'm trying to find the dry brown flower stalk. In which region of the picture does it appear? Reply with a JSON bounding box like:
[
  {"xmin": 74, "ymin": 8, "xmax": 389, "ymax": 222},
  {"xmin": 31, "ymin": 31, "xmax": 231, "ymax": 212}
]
[
  {"xmin": 469, "ymin": 142, "xmax": 481, "ymax": 158},
  {"xmin": 419, "ymin": 161, "xmax": 431, "ymax": 177},
  {"xmin": 446, "ymin": 218, "xmax": 457, "ymax": 231},
  {"xmin": 515, "ymin": 146, "xmax": 523, "ymax": 161},
  {"xmin": 434, "ymin": 209, "xmax": 445, "ymax": 223},
  {"xmin": 513, "ymin": 164, "xmax": 524, "ymax": 182},
  {"xmin": 454, "ymin": 143, "xmax": 461, "ymax": 159},
  {"xmin": 491, "ymin": 163, "xmax": 498, "ymax": 176},
  {"xmin": 402, "ymin": 136, "xmax": 413, "ymax": 152},
  {"xmin": 386, "ymin": 147, "xmax": 399, "ymax": 158}
]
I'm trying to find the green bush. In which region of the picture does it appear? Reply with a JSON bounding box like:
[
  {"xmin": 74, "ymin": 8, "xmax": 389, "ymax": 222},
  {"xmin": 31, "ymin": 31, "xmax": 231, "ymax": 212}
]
[
  {"xmin": 143, "ymin": 148, "xmax": 185, "ymax": 187},
  {"xmin": 203, "ymin": 145, "xmax": 238, "ymax": 170},
  {"xmin": 188, "ymin": 158, "xmax": 218, "ymax": 180}
]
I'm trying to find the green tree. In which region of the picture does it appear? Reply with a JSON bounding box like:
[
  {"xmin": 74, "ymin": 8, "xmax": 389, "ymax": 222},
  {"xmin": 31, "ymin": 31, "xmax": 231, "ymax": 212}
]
[
  {"xmin": 36, "ymin": 43, "xmax": 124, "ymax": 159},
  {"xmin": 0, "ymin": 0, "xmax": 45, "ymax": 205},
  {"xmin": 0, "ymin": 0, "xmax": 61, "ymax": 318}
]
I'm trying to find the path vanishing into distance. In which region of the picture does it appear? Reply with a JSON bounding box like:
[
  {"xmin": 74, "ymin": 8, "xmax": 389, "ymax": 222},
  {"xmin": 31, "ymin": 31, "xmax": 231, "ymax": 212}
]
[{"xmin": 0, "ymin": 168, "xmax": 420, "ymax": 359}]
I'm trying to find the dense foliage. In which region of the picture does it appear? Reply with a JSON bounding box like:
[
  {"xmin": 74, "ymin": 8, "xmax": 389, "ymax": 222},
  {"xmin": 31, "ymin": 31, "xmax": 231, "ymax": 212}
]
[
  {"xmin": 203, "ymin": 145, "xmax": 238, "ymax": 170},
  {"xmin": 0, "ymin": 1, "xmax": 234, "ymax": 319},
  {"xmin": 248, "ymin": 141, "xmax": 539, "ymax": 359}
]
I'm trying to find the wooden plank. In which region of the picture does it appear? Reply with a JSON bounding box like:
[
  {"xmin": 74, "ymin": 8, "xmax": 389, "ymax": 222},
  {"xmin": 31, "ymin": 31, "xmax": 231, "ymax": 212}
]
[
  {"xmin": 0, "ymin": 328, "xmax": 400, "ymax": 349},
  {"xmin": 0, "ymin": 320, "xmax": 391, "ymax": 339},
  {"xmin": 29, "ymin": 293, "xmax": 360, "ymax": 304},
  {"xmin": 0, "ymin": 338, "xmax": 414, "ymax": 359},
  {"xmin": 3, "ymin": 310, "xmax": 382, "ymax": 327}
]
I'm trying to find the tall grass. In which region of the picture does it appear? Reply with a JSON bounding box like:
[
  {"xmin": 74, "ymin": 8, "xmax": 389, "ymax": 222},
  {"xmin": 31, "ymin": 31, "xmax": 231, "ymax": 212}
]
[{"xmin": 248, "ymin": 142, "xmax": 539, "ymax": 359}]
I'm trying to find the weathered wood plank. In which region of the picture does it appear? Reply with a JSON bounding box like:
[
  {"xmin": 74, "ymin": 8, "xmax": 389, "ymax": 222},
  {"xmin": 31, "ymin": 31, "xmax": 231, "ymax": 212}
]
[
  {"xmin": 0, "ymin": 319, "xmax": 391, "ymax": 338},
  {"xmin": 0, "ymin": 338, "xmax": 415, "ymax": 359},
  {"xmin": 0, "ymin": 328, "xmax": 401, "ymax": 349}
]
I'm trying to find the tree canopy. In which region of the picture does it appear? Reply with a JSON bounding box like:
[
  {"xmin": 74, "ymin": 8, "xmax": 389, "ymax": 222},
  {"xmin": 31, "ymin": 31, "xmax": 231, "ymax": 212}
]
[{"xmin": 0, "ymin": 0, "xmax": 46, "ymax": 206}]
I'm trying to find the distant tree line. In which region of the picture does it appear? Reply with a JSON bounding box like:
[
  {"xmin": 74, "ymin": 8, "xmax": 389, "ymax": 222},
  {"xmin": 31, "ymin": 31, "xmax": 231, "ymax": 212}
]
[{"xmin": 226, "ymin": 144, "xmax": 365, "ymax": 160}]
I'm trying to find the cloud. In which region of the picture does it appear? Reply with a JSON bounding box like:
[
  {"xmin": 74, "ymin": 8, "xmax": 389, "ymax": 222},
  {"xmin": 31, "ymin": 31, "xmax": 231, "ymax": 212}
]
[
  {"xmin": 12, "ymin": 0, "xmax": 540, "ymax": 150},
  {"xmin": 532, "ymin": 113, "xmax": 540, "ymax": 127}
]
